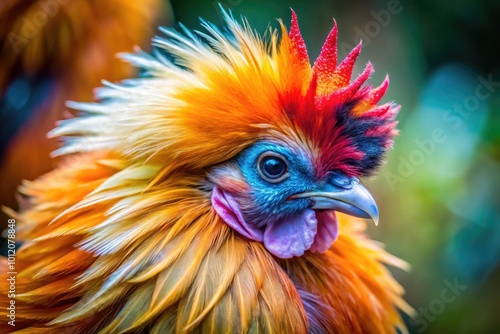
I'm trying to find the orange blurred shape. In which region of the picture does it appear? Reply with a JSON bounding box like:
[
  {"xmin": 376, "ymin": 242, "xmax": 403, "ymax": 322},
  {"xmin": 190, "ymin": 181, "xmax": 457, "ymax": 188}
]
[{"xmin": 0, "ymin": 0, "xmax": 174, "ymax": 218}]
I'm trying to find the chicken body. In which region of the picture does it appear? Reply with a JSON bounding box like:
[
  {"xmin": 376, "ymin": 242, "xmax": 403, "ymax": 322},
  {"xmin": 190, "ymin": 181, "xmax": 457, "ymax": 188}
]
[{"xmin": 0, "ymin": 9, "xmax": 412, "ymax": 333}]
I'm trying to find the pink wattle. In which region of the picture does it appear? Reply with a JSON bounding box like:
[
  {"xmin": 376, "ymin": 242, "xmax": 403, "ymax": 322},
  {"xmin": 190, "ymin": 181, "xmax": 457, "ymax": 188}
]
[
  {"xmin": 211, "ymin": 186, "xmax": 339, "ymax": 258},
  {"xmin": 211, "ymin": 186, "xmax": 263, "ymax": 242},
  {"xmin": 263, "ymin": 209, "xmax": 317, "ymax": 258},
  {"xmin": 309, "ymin": 210, "xmax": 339, "ymax": 253}
]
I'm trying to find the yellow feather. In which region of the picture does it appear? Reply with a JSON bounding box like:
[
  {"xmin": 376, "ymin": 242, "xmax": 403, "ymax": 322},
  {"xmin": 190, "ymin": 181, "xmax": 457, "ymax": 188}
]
[{"xmin": 0, "ymin": 9, "xmax": 410, "ymax": 333}]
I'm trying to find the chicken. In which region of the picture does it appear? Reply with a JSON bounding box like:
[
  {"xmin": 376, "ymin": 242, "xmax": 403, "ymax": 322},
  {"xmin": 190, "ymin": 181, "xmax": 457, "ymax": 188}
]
[{"xmin": 0, "ymin": 9, "xmax": 413, "ymax": 333}]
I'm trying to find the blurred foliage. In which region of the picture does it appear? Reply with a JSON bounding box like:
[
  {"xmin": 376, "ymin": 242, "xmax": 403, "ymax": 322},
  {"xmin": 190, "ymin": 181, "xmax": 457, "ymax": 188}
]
[{"xmin": 168, "ymin": 0, "xmax": 500, "ymax": 333}]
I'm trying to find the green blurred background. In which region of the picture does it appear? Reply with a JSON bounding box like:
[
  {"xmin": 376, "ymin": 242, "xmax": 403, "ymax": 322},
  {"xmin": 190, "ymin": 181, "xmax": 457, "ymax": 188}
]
[{"xmin": 168, "ymin": 0, "xmax": 500, "ymax": 332}]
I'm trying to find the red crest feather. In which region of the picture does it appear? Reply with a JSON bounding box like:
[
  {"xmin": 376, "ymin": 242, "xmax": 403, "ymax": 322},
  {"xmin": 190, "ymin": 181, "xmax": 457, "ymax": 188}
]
[{"xmin": 285, "ymin": 14, "xmax": 398, "ymax": 177}]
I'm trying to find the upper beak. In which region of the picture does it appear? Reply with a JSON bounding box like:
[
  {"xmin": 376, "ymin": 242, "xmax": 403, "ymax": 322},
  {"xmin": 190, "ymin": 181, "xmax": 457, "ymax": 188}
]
[{"xmin": 289, "ymin": 177, "xmax": 379, "ymax": 226}]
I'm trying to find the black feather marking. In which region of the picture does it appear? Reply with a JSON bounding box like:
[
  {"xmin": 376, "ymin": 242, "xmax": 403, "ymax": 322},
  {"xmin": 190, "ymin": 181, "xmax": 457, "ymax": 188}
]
[{"xmin": 334, "ymin": 100, "xmax": 393, "ymax": 176}]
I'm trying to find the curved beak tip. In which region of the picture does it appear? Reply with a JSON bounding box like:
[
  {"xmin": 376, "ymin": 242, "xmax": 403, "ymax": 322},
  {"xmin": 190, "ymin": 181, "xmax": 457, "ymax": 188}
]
[{"xmin": 354, "ymin": 202, "xmax": 379, "ymax": 226}]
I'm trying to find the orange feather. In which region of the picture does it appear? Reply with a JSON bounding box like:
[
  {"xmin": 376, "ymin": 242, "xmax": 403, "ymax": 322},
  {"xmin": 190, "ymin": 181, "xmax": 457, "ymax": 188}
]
[
  {"xmin": 0, "ymin": 9, "xmax": 412, "ymax": 333},
  {"xmin": 0, "ymin": 0, "xmax": 171, "ymax": 232}
]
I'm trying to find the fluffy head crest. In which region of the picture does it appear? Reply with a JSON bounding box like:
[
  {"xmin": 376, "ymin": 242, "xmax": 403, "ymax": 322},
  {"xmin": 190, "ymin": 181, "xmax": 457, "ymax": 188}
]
[{"xmin": 52, "ymin": 9, "xmax": 398, "ymax": 177}]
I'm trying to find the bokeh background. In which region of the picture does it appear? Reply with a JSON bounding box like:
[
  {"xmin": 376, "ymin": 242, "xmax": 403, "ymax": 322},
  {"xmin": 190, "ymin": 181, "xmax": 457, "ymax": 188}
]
[{"xmin": 1, "ymin": 0, "xmax": 499, "ymax": 333}]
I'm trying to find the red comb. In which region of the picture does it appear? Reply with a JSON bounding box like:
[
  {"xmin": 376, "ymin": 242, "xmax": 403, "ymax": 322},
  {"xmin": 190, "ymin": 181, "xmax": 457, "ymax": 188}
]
[
  {"xmin": 285, "ymin": 14, "xmax": 399, "ymax": 177},
  {"xmin": 334, "ymin": 42, "xmax": 362, "ymax": 86},
  {"xmin": 313, "ymin": 21, "xmax": 338, "ymax": 86},
  {"xmin": 367, "ymin": 75, "xmax": 389, "ymax": 105},
  {"xmin": 289, "ymin": 9, "xmax": 309, "ymax": 66}
]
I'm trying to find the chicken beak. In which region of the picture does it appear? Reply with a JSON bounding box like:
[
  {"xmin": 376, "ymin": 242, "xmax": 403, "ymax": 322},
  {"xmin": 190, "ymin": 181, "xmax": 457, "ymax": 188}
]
[{"xmin": 289, "ymin": 178, "xmax": 379, "ymax": 226}]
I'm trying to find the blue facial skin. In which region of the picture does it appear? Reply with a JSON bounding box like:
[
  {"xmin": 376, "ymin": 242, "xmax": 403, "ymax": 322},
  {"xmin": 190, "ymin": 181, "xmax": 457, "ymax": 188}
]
[{"xmin": 234, "ymin": 141, "xmax": 317, "ymax": 227}]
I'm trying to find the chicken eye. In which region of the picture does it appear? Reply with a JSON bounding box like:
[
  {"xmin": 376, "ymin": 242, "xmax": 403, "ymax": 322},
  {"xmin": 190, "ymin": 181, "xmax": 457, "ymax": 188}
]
[{"xmin": 257, "ymin": 152, "xmax": 289, "ymax": 183}]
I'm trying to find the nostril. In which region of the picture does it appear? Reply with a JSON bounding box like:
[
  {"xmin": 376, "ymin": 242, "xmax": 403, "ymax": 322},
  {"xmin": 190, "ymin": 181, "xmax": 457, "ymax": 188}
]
[
  {"xmin": 329, "ymin": 172, "xmax": 353, "ymax": 189},
  {"xmin": 309, "ymin": 199, "xmax": 317, "ymax": 208}
]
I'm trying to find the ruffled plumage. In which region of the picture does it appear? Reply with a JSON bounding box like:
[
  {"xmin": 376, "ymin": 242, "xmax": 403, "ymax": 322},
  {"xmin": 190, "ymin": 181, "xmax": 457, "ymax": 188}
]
[
  {"xmin": 0, "ymin": 9, "xmax": 412, "ymax": 333},
  {"xmin": 0, "ymin": 0, "xmax": 169, "ymax": 232}
]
